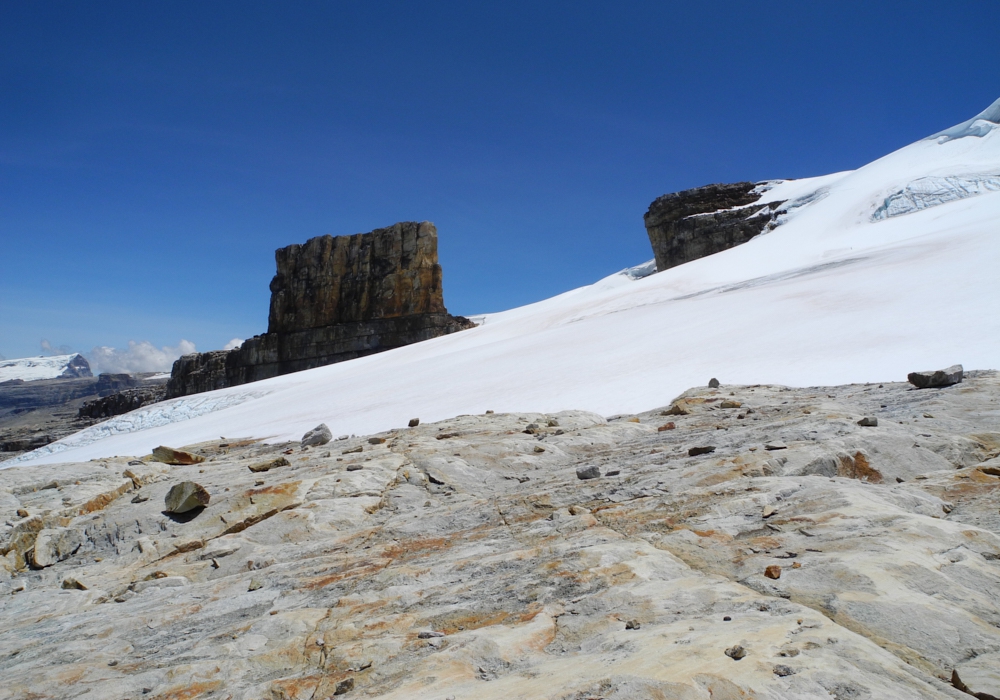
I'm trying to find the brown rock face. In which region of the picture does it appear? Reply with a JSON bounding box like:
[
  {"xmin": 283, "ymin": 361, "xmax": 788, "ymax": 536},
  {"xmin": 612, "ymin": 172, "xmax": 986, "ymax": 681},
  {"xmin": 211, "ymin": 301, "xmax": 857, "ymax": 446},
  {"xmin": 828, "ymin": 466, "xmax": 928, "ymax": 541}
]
[
  {"xmin": 268, "ymin": 221, "xmax": 446, "ymax": 332},
  {"xmin": 644, "ymin": 182, "xmax": 787, "ymax": 272},
  {"xmin": 167, "ymin": 222, "xmax": 472, "ymax": 398}
]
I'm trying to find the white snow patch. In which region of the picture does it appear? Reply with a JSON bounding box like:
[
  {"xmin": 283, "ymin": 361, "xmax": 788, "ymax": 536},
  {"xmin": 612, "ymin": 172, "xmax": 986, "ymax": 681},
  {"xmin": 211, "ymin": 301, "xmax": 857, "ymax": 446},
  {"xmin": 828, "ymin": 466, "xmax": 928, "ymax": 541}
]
[{"xmin": 0, "ymin": 355, "xmax": 85, "ymax": 383}]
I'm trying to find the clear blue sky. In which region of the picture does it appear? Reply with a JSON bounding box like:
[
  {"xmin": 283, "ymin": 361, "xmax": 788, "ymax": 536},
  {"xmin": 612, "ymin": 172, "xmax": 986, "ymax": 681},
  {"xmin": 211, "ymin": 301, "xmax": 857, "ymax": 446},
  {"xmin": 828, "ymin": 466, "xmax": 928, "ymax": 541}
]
[{"xmin": 2, "ymin": 1, "xmax": 998, "ymax": 363}]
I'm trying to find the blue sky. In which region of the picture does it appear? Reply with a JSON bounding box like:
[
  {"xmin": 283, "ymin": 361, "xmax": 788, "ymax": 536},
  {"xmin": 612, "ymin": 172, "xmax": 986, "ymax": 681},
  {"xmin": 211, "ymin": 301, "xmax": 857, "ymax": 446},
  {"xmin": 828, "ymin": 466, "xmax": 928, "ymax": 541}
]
[{"xmin": 1, "ymin": 1, "xmax": 998, "ymax": 365}]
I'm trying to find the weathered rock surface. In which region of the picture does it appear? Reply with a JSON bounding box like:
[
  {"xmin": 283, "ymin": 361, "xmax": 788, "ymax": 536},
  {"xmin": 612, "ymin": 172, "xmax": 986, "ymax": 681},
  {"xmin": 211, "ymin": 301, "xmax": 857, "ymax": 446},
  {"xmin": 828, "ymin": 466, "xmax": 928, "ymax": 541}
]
[
  {"xmin": 164, "ymin": 481, "xmax": 211, "ymax": 513},
  {"xmin": 167, "ymin": 222, "xmax": 474, "ymax": 398},
  {"xmin": 2, "ymin": 372, "xmax": 1000, "ymax": 698},
  {"xmin": 909, "ymin": 364, "xmax": 964, "ymax": 389},
  {"xmin": 30, "ymin": 527, "xmax": 82, "ymax": 568},
  {"xmin": 644, "ymin": 182, "xmax": 787, "ymax": 272},
  {"xmin": 152, "ymin": 446, "xmax": 206, "ymax": 466},
  {"xmin": 301, "ymin": 423, "xmax": 332, "ymax": 447}
]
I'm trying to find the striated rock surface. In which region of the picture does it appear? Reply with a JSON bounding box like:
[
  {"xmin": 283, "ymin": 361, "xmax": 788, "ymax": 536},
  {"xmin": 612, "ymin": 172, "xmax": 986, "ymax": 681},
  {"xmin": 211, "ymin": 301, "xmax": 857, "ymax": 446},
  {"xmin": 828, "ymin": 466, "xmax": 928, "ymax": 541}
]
[
  {"xmin": 2, "ymin": 372, "xmax": 1000, "ymax": 697},
  {"xmin": 167, "ymin": 222, "xmax": 473, "ymax": 398},
  {"xmin": 644, "ymin": 182, "xmax": 787, "ymax": 272}
]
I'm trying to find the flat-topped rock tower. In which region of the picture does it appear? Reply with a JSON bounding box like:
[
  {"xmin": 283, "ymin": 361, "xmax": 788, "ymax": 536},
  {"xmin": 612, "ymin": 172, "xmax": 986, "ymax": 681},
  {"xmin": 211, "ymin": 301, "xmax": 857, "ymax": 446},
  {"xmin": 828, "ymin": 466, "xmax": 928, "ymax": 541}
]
[{"xmin": 167, "ymin": 221, "xmax": 473, "ymax": 398}]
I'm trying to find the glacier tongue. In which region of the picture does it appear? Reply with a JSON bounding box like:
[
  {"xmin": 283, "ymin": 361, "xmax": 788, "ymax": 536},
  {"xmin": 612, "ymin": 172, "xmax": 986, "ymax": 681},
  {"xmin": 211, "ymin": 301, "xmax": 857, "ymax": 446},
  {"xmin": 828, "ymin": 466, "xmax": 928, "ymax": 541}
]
[{"xmin": 872, "ymin": 173, "xmax": 1000, "ymax": 221}]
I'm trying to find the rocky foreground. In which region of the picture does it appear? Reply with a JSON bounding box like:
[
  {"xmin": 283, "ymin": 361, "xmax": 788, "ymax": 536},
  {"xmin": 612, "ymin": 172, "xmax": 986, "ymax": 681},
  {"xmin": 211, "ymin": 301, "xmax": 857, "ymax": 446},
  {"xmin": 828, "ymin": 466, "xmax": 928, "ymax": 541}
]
[{"xmin": 2, "ymin": 373, "xmax": 1000, "ymax": 699}]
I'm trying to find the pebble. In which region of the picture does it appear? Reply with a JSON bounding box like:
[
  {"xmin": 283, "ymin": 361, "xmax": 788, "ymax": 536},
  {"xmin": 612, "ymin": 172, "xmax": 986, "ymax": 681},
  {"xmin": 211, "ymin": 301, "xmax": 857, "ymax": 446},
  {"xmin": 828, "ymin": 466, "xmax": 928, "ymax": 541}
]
[
  {"xmin": 765, "ymin": 565, "xmax": 782, "ymax": 580},
  {"xmin": 725, "ymin": 645, "xmax": 747, "ymax": 660}
]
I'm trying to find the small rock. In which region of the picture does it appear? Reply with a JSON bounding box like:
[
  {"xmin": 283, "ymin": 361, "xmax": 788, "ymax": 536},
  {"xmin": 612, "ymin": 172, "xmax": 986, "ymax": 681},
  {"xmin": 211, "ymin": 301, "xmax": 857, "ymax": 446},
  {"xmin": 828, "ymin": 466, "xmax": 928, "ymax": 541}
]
[
  {"xmin": 792, "ymin": 562, "xmax": 802, "ymax": 569},
  {"xmin": 336, "ymin": 434, "xmax": 349, "ymax": 441},
  {"xmin": 333, "ymin": 678, "xmax": 355, "ymax": 695},
  {"xmin": 547, "ymin": 419, "xmax": 559, "ymax": 427},
  {"xmin": 31, "ymin": 528, "xmax": 83, "ymax": 568},
  {"xmin": 657, "ymin": 422, "xmax": 676, "ymax": 431},
  {"xmin": 417, "ymin": 631, "xmax": 445, "ymax": 638},
  {"xmin": 923, "ymin": 413, "xmax": 934, "ymax": 419},
  {"xmin": 131, "ymin": 493, "xmax": 149, "ymax": 503},
  {"xmin": 164, "ymin": 482, "xmax": 210, "ymax": 514},
  {"xmin": 346, "ymin": 464, "xmax": 363, "ymax": 472},
  {"xmin": 627, "ymin": 417, "xmax": 640, "ymax": 423},
  {"xmin": 485, "ymin": 410, "xmax": 494, "ymax": 414},
  {"xmin": 367, "ymin": 437, "xmax": 386, "ymax": 445},
  {"xmin": 723, "ymin": 616, "xmax": 732, "ymax": 622},
  {"xmin": 576, "ymin": 465, "xmax": 601, "ymax": 480},
  {"xmin": 342, "ymin": 446, "xmax": 363, "ymax": 454},
  {"xmin": 908, "ymin": 364, "xmax": 963, "ymax": 388},
  {"xmin": 61, "ymin": 577, "xmax": 88, "ymax": 590},
  {"xmin": 127, "ymin": 460, "xmax": 145, "ymax": 466},
  {"xmin": 533, "ymin": 446, "xmax": 545, "ymax": 453},
  {"xmin": 568, "ymin": 505, "xmax": 590, "ymax": 515},
  {"xmin": 725, "ymin": 645, "xmax": 746, "ymax": 660},
  {"xmin": 720, "ymin": 400, "xmax": 742, "ymax": 409},
  {"xmin": 248, "ymin": 577, "xmax": 264, "ymax": 591},
  {"xmin": 857, "ymin": 417, "xmax": 878, "ymax": 427},
  {"xmin": 762, "ymin": 506, "xmax": 778, "ymax": 518},
  {"xmin": 773, "ymin": 664, "xmax": 795, "ymax": 677},
  {"xmin": 625, "ymin": 620, "xmax": 641, "ymax": 630},
  {"xmin": 248, "ymin": 457, "xmax": 290, "ymax": 473},
  {"xmin": 764, "ymin": 565, "xmax": 782, "ymax": 579},
  {"xmin": 765, "ymin": 441, "xmax": 787, "ymax": 451},
  {"xmin": 408, "ymin": 418, "xmax": 420, "ymax": 427},
  {"xmin": 606, "ymin": 469, "xmax": 621, "ymax": 476},
  {"xmin": 709, "ymin": 378, "xmax": 720, "ymax": 388},
  {"xmin": 15, "ymin": 508, "xmax": 28, "ymax": 518},
  {"xmin": 688, "ymin": 446, "xmax": 716, "ymax": 457},
  {"xmin": 663, "ymin": 404, "xmax": 690, "ymax": 416},
  {"xmin": 151, "ymin": 446, "xmax": 205, "ymax": 465},
  {"xmin": 301, "ymin": 423, "xmax": 333, "ymax": 447}
]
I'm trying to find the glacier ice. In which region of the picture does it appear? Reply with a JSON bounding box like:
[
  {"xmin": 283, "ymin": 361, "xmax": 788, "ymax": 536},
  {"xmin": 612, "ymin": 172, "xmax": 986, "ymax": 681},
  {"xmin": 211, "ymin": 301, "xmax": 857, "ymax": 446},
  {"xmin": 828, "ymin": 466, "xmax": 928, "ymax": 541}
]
[
  {"xmin": 872, "ymin": 174, "xmax": 1000, "ymax": 221},
  {"xmin": 928, "ymin": 96, "xmax": 1000, "ymax": 143}
]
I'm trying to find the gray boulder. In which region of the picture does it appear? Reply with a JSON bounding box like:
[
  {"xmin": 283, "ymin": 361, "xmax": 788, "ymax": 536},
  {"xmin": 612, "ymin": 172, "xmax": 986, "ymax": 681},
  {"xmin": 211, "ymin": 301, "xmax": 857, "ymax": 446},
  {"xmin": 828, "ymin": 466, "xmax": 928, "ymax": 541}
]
[
  {"xmin": 301, "ymin": 423, "xmax": 332, "ymax": 447},
  {"xmin": 576, "ymin": 465, "xmax": 601, "ymax": 480},
  {"xmin": 30, "ymin": 528, "xmax": 82, "ymax": 568},
  {"xmin": 907, "ymin": 364, "xmax": 963, "ymax": 388},
  {"xmin": 164, "ymin": 482, "xmax": 210, "ymax": 513},
  {"xmin": 708, "ymin": 378, "xmax": 720, "ymax": 388}
]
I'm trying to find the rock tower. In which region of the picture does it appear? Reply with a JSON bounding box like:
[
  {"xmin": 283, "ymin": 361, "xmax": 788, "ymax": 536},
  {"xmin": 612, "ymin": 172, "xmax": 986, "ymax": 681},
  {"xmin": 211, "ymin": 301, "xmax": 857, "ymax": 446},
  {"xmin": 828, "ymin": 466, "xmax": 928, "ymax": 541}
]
[{"xmin": 167, "ymin": 222, "xmax": 473, "ymax": 397}]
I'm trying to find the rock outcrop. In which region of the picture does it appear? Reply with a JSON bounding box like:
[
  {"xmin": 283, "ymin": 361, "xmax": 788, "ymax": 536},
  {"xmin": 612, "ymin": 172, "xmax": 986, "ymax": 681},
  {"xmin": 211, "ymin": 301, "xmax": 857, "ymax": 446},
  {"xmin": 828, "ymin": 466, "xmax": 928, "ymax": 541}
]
[
  {"xmin": 77, "ymin": 385, "xmax": 167, "ymax": 419},
  {"xmin": 167, "ymin": 222, "xmax": 473, "ymax": 398},
  {"xmin": 4, "ymin": 372, "xmax": 1000, "ymax": 698},
  {"xmin": 644, "ymin": 182, "xmax": 787, "ymax": 272}
]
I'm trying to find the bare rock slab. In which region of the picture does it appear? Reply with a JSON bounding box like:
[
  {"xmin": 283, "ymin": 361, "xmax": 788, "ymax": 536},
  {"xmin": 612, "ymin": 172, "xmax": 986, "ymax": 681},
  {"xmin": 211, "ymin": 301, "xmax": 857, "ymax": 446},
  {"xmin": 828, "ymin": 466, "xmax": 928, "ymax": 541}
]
[
  {"xmin": 30, "ymin": 527, "xmax": 82, "ymax": 568},
  {"xmin": 164, "ymin": 481, "xmax": 210, "ymax": 513},
  {"xmin": 152, "ymin": 445, "xmax": 205, "ymax": 465},
  {"xmin": 908, "ymin": 364, "xmax": 964, "ymax": 388}
]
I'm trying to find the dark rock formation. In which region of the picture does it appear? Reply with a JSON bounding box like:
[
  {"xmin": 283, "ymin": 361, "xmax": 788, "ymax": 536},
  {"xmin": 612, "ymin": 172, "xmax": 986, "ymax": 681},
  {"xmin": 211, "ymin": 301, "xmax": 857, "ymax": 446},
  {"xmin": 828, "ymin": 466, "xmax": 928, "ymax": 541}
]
[
  {"xmin": 644, "ymin": 182, "xmax": 787, "ymax": 272},
  {"xmin": 77, "ymin": 385, "xmax": 167, "ymax": 419},
  {"xmin": 167, "ymin": 222, "xmax": 473, "ymax": 398},
  {"xmin": 95, "ymin": 373, "xmax": 138, "ymax": 397},
  {"xmin": 59, "ymin": 355, "xmax": 93, "ymax": 379}
]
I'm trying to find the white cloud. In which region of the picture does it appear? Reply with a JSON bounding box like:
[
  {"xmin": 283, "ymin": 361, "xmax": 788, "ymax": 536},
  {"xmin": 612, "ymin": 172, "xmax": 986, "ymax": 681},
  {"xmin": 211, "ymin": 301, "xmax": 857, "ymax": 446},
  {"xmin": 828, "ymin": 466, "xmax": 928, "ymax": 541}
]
[
  {"xmin": 86, "ymin": 340, "xmax": 197, "ymax": 375},
  {"xmin": 40, "ymin": 339, "xmax": 74, "ymax": 356},
  {"xmin": 223, "ymin": 338, "xmax": 244, "ymax": 351}
]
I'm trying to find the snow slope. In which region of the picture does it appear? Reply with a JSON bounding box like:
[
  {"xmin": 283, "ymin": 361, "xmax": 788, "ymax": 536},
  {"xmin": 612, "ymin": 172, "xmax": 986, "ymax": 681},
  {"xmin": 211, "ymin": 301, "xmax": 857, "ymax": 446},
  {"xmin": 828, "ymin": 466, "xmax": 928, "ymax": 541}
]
[
  {"xmin": 0, "ymin": 354, "xmax": 89, "ymax": 383},
  {"xmin": 10, "ymin": 99, "xmax": 1000, "ymax": 467}
]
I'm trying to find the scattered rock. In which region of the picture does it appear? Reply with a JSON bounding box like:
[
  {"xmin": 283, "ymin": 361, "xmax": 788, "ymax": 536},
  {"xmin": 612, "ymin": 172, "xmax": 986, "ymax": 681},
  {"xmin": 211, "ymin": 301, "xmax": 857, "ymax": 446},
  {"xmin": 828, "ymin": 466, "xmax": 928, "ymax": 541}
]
[
  {"xmin": 857, "ymin": 417, "xmax": 878, "ymax": 427},
  {"xmin": 688, "ymin": 446, "xmax": 716, "ymax": 456},
  {"xmin": 248, "ymin": 457, "xmax": 290, "ymax": 473},
  {"xmin": 248, "ymin": 577, "xmax": 264, "ymax": 592},
  {"xmin": 663, "ymin": 403, "xmax": 690, "ymax": 416},
  {"xmin": 417, "ymin": 631, "xmax": 445, "ymax": 639},
  {"xmin": 15, "ymin": 509, "xmax": 28, "ymax": 518},
  {"xmin": 773, "ymin": 664, "xmax": 795, "ymax": 677},
  {"xmin": 709, "ymin": 378, "xmax": 720, "ymax": 388},
  {"xmin": 334, "ymin": 677, "xmax": 355, "ymax": 695},
  {"xmin": 720, "ymin": 400, "xmax": 742, "ymax": 409},
  {"xmin": 547, "ymin": 419, "xmax": 559, "ymax": 427},
  {"xmin": 408, "ymin": 418, "xmax": 420, "ymax": 427},
  {"xmin": 30, "ymin": 528, "xmax": 83, "ymax": 568},
  {"xmin": 627, "ymin": 417, "xmax": 640, "ymax": 423},
  {"xmin": 764, "ymin": 565, "xmax": 782, "ymax": 580},
  {"xmin": 164, "ymin": 482, "xmax": 210, "ymax": 514},
  {"xmin": 568, "ymin": 505, "xmax": 590, "ymax": 515},
  {"xmin": 657, "ymin": 422, "xmax": 676, "ymax": 431},
  {"xmin": 908, "ymin": 364, "xmax": 963, "ymax": 389},
  {"xmin": 346, "ymin": 464, "xmax": 363, "ymax": 472},
  {"xmin": 576, "ymin": 466, "xmax": 601, "ymax": 480},
  {"xmin": 131, "ymin": 493, "xmax": 149, "ymax": 503},
  {"xmin": 61, "ymin": 577, "xmax": 88, "ymax": 590},
  {"xmin": 725, "ymin": 645, "xmax": 747, "ymax": 660},
  {"xmin": 762, "ymin": 506, "xmax": 778, "ymax": 518},
  {"xmin": 368, "ymin": 437, "xmax": 386, "ymax": 445},
  {"xmin": 533, "ymin": 446, "xmax": 545, "ymax": 453},
  {"xmin": 606, "ymin": 469, "xmax": 621, "ymax": 476},
  {"xmin": 342, "ymin": 446, "xmax": 363, "ymax": 454},
  {"xmin": 151, "ymin": 446, "xmax": 205, "ymax": 465},
  {"xmin": 765, "ymin": 441, "xmax": 787, "ymax": 451},
  {"xmin": 301, "ymin": 424, "xmax": 333, "ymax": 447},
  {"xmin": 625, "ymin": 620, "xmax": 641, "ymax": 630}
]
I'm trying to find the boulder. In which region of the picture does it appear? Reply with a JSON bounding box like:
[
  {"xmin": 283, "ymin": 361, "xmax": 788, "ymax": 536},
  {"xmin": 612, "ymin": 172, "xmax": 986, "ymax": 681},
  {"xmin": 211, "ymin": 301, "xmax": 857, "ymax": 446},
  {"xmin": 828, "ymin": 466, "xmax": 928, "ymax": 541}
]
[
  {"xmin": 908, "ymin": 364, "xmax": 964, "ymax": 389},
  {"xmin": 301, "ymin": 424, "xmax": 332, "ymax": 447},
  {"xmin": 152, "ymin": 446, "xmax": 205, "ymax": 465},
  {"xmin": 576, "ymin": 465, "xmax": 601, "ymax": 480},
  {"xmin": 248, "ymin": 457, "xmax": 290, "ymax": 473},
  {"xmin": 30, "ymin": 528, "xmax": 82, "ymax": 568},
  {"xmin": 688, "ymin": 446, "xmax": 716, "ymax": 456},
  {"xmin": 408, "ymin": 418, "xmax": 420, "ymax": 427},
  {"xmin": 164, "ymin": 482, "xmax": 210, "ymax": 513},
  {"xmin": 857, "ymin": 417, "xmax": 878, "ymax": 427},
  {"xmin": 708, "ymin": 378, "xmax": 720, "ymax": 389}
]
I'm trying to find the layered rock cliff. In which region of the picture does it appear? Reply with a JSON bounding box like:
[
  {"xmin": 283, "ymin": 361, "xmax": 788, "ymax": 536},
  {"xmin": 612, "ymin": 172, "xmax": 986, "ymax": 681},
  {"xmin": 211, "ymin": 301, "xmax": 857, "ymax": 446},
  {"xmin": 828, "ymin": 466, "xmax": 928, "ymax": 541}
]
[
  {"xmin": 644, "ymin": 181, "xmax": 787, "ymax": 272},
  {"xmin": 167, "ymin": 222, "xmax": 473, "ymax": 398}
]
